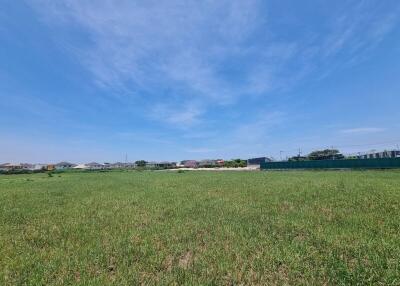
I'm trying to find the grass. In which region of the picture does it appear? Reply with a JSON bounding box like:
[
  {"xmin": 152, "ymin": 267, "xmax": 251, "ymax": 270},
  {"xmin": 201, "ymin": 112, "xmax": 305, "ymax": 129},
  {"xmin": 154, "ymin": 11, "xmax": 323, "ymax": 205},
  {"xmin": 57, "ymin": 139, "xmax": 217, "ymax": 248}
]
[{"xmin": 0, "ymin": 170, "xmax": 399, "ymax": 285}]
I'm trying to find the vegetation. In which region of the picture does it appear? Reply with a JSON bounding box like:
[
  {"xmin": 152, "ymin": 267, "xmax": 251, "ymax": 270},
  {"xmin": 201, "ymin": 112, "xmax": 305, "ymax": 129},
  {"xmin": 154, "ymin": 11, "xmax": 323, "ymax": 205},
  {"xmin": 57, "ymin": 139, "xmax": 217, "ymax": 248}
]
[
  {"xmin": 308, "ymin": 149, "xmax": 344, "ymax": 160},
  {"xmin": 135, "ymin": 160, "xmax": 147, "ymax": 167},
  {"xmin": 0, "ymin": 169, "xmax": 43, "ymax": 175},
  {"xmin": 223, "ymin": 158, "xmax": 247, "ymax": 168},
  {"xmin": 288, "ymin": 155, "xmax": 308, "ymax": 162},
  {"xmin": 289, "ymin": 149, "xmax": 344, "ymax": 161},
  {"xmin": 1, "ymin": 170, "xmax": 400, "ymax": 285}
]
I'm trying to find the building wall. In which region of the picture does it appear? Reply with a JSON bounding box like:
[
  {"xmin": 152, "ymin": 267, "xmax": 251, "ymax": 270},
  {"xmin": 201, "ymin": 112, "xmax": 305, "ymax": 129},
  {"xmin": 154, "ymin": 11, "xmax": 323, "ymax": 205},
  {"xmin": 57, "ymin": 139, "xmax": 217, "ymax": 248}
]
[
  {"xmin": 261, "ymin": 158, "xmax": 400, "ymax": 170},
  {"xmin": 247, "ymin": 157, "xmax": 269, "ymax": 165}
]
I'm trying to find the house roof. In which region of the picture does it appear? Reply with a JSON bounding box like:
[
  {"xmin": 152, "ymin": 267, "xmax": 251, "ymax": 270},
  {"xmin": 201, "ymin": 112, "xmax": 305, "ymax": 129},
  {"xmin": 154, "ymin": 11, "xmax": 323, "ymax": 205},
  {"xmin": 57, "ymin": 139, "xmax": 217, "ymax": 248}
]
[
  {"xmin": 73, "ymin": 164, "xmax": 86, "ymax": 169},
  {"xmin": 55, "ymin": 162, "xmax": 76, "ymax": 166},
  {"xmin": 183, "ymin": 160, "xmax": 198, "ymax": 166},
  {"xmin": 21, "ymin": 163, "xmax": 34, "ymax": 168},
  {"xmin": 86, "ymin": 162, "xmax": 103, "ymax": 166},
  {"xmin": 1, "ymin": 163, "xmax": 21, "ymax": 167}
]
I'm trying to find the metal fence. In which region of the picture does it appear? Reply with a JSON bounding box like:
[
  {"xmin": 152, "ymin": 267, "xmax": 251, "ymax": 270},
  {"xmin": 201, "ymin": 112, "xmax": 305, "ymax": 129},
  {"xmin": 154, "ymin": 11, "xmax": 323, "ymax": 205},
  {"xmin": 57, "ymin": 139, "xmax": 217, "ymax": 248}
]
[{"xmin": 260, "ymin": 158, "xmax": 400, "ymax": 170}]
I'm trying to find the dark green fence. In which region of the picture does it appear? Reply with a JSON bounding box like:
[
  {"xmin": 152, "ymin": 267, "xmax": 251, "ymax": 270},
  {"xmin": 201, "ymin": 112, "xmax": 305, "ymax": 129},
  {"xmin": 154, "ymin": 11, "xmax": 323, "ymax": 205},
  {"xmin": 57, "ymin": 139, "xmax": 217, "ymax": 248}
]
[{"xmin": 260, "ymin": 158, "xmax": 400, "ymax": 170}]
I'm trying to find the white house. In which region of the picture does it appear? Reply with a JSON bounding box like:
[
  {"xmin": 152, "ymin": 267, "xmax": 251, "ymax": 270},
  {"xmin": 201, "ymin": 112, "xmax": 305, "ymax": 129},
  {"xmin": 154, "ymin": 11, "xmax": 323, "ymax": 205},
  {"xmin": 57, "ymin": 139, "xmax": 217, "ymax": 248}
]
[
  {"xmin": 0, "ymin": 163, "xmax": 22, "ymax": 171},
  {"xmin": 33, "ymin": 164, "xmax": 47, "ymax": 171},
  {"xmin": 0, "ymin": 163, "xmax": 11, "ymax": 171},
  {"xmin": 55, "ymin": 162, "xmax": 76, "ymax": 170},
  {"xmin": 84, "ymin": 162, "xmax": 104, "ymax": 170},
  {"xmin": 21, "ymin": 163, "xmax": 35, "ymax": 170},
  {"xmin": 110, "ymin": 162, "xmax": 126, "ymax": 169},
  {"xmin": 73, "ymin": 164, "xmax": 86, "ymax": 169}
]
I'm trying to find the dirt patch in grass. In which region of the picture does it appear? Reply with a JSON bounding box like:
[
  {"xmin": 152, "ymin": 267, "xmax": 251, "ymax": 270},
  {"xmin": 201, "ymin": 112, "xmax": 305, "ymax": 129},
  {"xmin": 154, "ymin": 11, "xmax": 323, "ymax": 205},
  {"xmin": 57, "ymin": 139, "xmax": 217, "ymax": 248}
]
[{"xmin": 178, "ymin": 251, "xmax": 193, "ymax": 269}]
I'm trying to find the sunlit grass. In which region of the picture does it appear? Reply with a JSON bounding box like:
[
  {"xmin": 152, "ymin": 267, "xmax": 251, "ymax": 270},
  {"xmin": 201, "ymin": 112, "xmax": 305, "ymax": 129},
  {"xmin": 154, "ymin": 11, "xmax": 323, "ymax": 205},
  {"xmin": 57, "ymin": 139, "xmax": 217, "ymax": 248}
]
[{"xmin": 1, "ymin": 170, "xmax": 399, "ymax": 285}]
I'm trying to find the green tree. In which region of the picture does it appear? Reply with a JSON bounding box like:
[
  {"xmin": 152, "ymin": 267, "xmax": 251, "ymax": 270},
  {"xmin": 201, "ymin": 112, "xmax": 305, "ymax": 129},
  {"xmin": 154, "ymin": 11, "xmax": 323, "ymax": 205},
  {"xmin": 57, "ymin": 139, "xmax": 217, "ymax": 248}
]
[
  {"xmin": 288, "ymin": 156, "xmax": 307, "ymax": 162},
  {"xmin": 135, "ymin": 160, "xmax": 147, "ymax": 167},
  {"xmin": 223, "ymin": 159, "xmax": 247, "ymax": 168},
  {"xmin": 308, "ymin": 149, "xmax": 344, "ymax": 160}
]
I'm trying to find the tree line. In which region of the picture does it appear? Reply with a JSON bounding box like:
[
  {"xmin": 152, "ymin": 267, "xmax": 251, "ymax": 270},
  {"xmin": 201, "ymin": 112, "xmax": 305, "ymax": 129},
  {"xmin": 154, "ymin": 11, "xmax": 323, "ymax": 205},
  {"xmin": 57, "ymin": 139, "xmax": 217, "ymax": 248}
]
[{"xmin": 288, "ymin": 149, "xmax": 344, "ymax": 161}]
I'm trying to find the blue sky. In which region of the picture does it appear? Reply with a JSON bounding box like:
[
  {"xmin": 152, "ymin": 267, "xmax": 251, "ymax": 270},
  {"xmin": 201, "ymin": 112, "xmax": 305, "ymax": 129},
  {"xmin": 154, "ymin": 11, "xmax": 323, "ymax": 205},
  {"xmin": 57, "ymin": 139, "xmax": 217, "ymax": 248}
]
[{"xmin": 1, "ymin": 0, "xmax": 400, "ymax": 163}]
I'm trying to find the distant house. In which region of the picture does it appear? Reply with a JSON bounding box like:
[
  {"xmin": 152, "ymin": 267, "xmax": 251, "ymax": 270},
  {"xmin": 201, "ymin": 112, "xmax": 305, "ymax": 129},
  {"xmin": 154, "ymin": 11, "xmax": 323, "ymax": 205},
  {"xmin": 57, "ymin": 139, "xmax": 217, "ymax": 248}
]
[
  {"xmin": 73, "ymin": 164, "xmax": 86, "ymax": 169},
  {"xmin": 141, "ymin": 161, "xmax": 175, "ymax": 169},
  {"xmin": 106, "ymin": 162, "xmax": 136, "ymax": 169},
  {"xmin": 110, "ymin": 162, "xmax": 125, "ymax": 169},
  {"xmin": 124, "ymin": 162, "xmax": 136, "ymax": 169},
  {"xmin": 55, "ymin": 162, "xmax": 76, "ymax": 170},
  {"xmin": 84, "ymin": 162, "xmax": 104, "ymax": 170},
  {"xmin": 198, "ymin": 159, "xmax": 217, "ymax": 167},
  {"xmin": 33, "ymin": 164, "xmax": 47, "ymax": 171},
  {"xmin": 156, "ymin": 161, "xmax": 177, "ymax": 169},
  {"xmin": 46, "ymin": 164, "xmax": 56, "ymax": 171},
  {"xmin": 1, "ymin": 163, "xmax": 51, "ymax": 171},
  {"xmin": 145, "ymin": 161, "xmax": 157, "ymax": 168},
  {"xmin": 21, "ymin": 163, "xmax": 35, "ymax": 170},
  {"xmin": 247, "ymin": 157, "xmax": 272, "ymax": 167},
  {"xmin": 0, "ymin": 163, "xmax": 35, "ymax": 171},
  {"xmin": 0, "ymin": 163, "xmax": 13, "ymax": 171},
  {"xmin": 357, "ymin": 150, "xmax": 400, "ymax": 159},
  {"xmin": 181, "ymin": 160, "xmax": 199, "ymax": 168},
  {"xmin": 0, "ymin": 163, "xmax": 22, "ymax": 171}
]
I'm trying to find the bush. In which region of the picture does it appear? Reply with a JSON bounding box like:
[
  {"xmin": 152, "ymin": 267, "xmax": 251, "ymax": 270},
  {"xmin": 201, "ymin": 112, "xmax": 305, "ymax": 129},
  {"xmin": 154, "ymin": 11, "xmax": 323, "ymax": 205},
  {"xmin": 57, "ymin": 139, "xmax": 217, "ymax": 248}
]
[
  {"xmin": 0, "ymin": 169, "xmax": 34, "ymax": 175},
  {"xmin": 223, "ymin": 159, "xmax": 247, "ymax": 168}
]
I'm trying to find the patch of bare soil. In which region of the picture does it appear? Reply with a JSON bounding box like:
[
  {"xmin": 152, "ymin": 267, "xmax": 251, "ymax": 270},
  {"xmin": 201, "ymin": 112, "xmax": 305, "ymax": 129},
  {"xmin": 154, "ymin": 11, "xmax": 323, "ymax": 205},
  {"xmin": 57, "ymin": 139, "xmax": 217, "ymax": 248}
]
[{"xmin": 178, "ymin": 251, "xmax": 193, "ymax": 269}]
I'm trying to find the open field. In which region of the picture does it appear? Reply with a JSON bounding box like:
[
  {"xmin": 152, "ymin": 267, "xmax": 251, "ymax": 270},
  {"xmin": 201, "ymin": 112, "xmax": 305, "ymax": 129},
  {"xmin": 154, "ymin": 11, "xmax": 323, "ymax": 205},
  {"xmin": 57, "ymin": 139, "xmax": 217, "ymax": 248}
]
[{"xmin": 1, "ymin": 170, "xmax": 400, "ymax": 285}]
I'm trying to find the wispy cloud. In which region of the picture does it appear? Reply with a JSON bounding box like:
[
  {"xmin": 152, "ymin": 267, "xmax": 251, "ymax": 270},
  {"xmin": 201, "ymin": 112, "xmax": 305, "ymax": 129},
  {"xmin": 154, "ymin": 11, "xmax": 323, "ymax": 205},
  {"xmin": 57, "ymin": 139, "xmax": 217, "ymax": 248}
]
[
  {"xmin": 183, "ymin": 111, "xmax": 287, "ymax": 158},
  {"xmin": 27, "ymin": 1, "xmax": 296, "ymax": 122},
  {"xmin": 185, "ymin": 148, "xmax": 216, "ymax": 154},
  {"xmin": 115, "ymin": 131, "xmax": 172, "ymax": 144},
  {"xmin": 149, "ymin": 102, "xmax": 204, "ymax": 128},
  {"xmin": 28, "ymin": 0, "xmax": 399, "ymax": 129},
  {"xmin": 0, "ymin": 92, "xmax": 67, "ymax": 119},
  {"xmin": 340, "ymin": 127, "xmax": 385, "ymax": 134},
  {"xmin": 319, "ymin": 1, "xmax": 399, "ymax": 67},
  {"xmin": 30, "ymin": 1, "xmax": 266, "ymax": 96}
]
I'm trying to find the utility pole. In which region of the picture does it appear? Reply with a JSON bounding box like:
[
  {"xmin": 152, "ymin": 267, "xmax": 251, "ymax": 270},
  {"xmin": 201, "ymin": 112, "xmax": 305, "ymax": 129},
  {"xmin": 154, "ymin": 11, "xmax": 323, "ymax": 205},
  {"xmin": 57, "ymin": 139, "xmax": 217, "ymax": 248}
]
[
  {"xmin": 280, "ymin": 151, "xmax": 283, "ymax": 161},
  {"xmin": 125, "ymin": 153, "xmax": 128, "ymax": 164}
]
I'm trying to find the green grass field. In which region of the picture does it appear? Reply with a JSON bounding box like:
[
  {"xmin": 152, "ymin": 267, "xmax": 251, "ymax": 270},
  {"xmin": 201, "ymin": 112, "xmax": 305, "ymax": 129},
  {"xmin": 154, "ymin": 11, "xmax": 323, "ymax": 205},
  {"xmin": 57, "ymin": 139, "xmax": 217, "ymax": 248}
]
[{"xmin": 1, "ymin": 170, "xmax": 400, "ymax": 285}]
